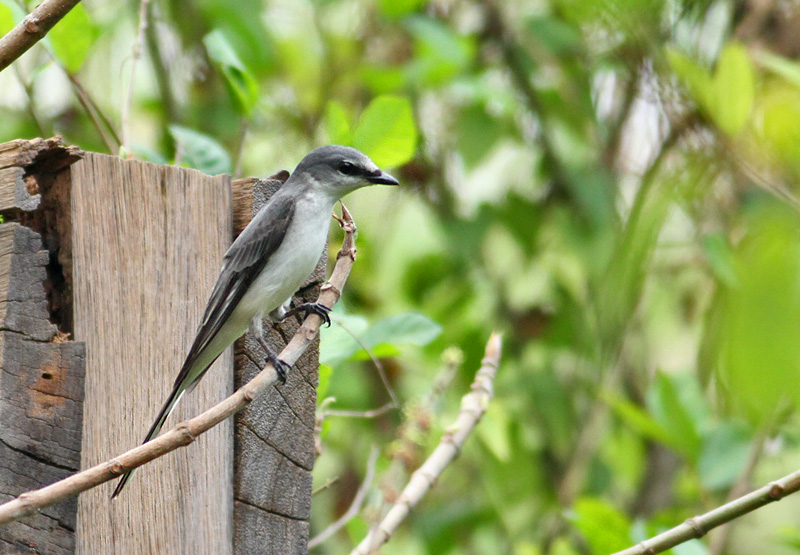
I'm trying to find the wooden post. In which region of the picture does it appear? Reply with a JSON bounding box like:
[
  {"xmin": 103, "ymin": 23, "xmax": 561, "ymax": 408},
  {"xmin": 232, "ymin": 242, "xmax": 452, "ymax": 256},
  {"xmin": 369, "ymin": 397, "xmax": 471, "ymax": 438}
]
[
  {"xmin": 0, "ymin": 138, "xmax": 84, "ymax": 555},
  {"xmin": 231, "ymin": 176, "xmax": 322, "ymax": 554},
  {"xmin": 71, "ymin": 153, "xmax": 234, "ymax": 553},
  {"xmin": 0, "ymin": 139, "xmax": 320, "ymax": 554}
]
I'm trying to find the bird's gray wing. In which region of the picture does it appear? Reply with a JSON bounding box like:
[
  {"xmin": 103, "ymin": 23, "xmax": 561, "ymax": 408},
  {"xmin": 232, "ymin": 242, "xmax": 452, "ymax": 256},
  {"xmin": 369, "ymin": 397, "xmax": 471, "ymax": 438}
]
[
  {"xmin": 112, "ymin": 194, "xmax": 296, "ymax": 498},
  {"xmin": 173, "ymin": 194, "xmax": 296, "ymax": 390}
]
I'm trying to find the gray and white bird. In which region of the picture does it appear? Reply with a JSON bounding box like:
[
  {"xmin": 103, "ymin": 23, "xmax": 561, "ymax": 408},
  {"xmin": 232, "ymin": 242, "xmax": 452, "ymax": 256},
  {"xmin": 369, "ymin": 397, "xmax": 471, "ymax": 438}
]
[{"xmin": 112, "ymin": 145, "xmax": 398, "ymax": 497}]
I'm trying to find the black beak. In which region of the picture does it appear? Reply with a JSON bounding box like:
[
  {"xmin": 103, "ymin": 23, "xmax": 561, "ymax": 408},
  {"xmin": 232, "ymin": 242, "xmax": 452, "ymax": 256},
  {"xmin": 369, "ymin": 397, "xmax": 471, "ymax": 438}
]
[{"xmin": 367, "ymin": 170, "xmax": 399, "ymax": 186}]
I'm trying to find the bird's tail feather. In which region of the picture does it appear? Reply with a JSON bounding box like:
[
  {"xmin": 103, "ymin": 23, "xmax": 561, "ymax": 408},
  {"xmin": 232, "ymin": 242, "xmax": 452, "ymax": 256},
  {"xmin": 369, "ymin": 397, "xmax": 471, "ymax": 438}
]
[{"xmin": 110, "ymin": 385, "xmax": 185, "ymax": 498}]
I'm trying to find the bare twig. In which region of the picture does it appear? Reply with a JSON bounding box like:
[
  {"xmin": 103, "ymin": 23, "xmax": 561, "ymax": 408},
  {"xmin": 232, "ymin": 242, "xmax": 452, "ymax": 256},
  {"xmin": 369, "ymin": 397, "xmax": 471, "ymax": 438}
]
[
  {"xmin": 0, "ymin": 205, "xmax": 359, "ymax": 525},
  {"xmin": 613, "ymin": 467, "xmax": 800, "ymax": 555},
  {"xmin": 312, "ymin": 476, "xmax": 340, "ymax": 496},
  {"xmin": 143, "ymin": 0, "xmax": 176, "ymax": 138},
  {"xmin": 0, "ymin": 0, "xmax": 81, "ymax": 73},
  {"xmin": 324, "ymin": 403, "xmax": 396, "ymax": 419},
  {"xmin": 350, "ymin": 332, "xmax": 503, "ymax": 555},
  {"xmin": 66, "ymin": 72, "xmax": 122, "ymax": 152},
  {"xmin": 332, "ymin": 314, "xmax": 399, "ymax": 408},
  {"xmin": 121, "ymin": 0, "xmax": 150, "ymax": 153},
  {"xmin": 309, "ymin": 446, "xmax": 380, "ymax": 549},
  {"xmin": 14, "ymin": 64, "xmax": 47, "ymax": 136},
  {"xmin": 709, "ymin": 402, "xmax": 788, "ymax": 555}
]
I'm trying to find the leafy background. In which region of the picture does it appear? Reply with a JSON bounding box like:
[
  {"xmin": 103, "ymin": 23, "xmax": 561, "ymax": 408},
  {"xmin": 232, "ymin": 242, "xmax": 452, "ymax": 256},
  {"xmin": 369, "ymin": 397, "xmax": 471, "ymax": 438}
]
[{"xmin": 3, "ymin": 0, "xmax": 800, "ymax": 553}]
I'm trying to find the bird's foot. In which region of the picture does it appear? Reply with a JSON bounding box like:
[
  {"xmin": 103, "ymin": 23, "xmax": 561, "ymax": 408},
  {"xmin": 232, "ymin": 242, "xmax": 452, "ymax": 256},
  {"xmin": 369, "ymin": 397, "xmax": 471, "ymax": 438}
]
[
  {"xmin": 256, "ymin": 335, "xmax": 291, "ymax": 384},
  {"xmin": 284, "ymin": 302, "xmax": 331, "ymax": 327},
  {"xmin": 266, "ymin": 350, "xmax": 291, "ymax": 384}
]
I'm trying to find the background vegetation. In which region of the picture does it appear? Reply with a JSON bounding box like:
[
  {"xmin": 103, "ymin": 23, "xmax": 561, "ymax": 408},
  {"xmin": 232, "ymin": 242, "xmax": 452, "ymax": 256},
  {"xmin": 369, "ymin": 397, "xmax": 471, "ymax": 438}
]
[{"xmin": 2, "ymin": 0, "xmax": 800, "ymax": 553}]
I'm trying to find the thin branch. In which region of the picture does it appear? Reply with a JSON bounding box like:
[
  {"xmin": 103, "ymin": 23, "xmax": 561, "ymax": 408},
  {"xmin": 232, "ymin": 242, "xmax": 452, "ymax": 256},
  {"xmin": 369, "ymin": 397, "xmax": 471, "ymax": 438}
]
[
  {"xmin": 332, "ymin": 315, "xmax": 399, "ymax": 408},
  {"xmin": 143, "ymin": 0, "xmax": 177, "ymax": 150},
  {"xmin": 121, "ymin": 0, "xmax": 150, "ymax": 153},
  {"xmin": 708, "ymin": 428, "xmax": 767, "ymax": 555},
  {"xmin": 604, "ymin": 67, "xmax": 642, "ymax": 169},
  {"xmin": 324, "ymin": 402, "xmax": 396, "ymax": 419},
  {"xmin": 309, "ymin": 446, "xmax": 380, "ymax": 549},
  {"xmin": 0, "ymin": 0, "xmax": 81, "ymax": 73},
  {"xmin": 613, "ymin": 467, "xmax": 800, "ymax": 555},
  {"xmin": 14, "ymin": 64, "xmax": 47, "ymax": 136},
  {"xmin": 709, "ymin": 401, "xmax": 789, "ymax": 555},
  {"xmin": 350, "ymin": 332, "xmax": 503, "ymax": 555},
  {"xmin": 312, "ymin": 477, "xmax": 340, "ymax": 496},
  {"xmin": 0, "ymin": 205, "xmax": 360, "ymax": 525},
  {"xmin": 65, "ymin": 71, "xmax": 122, "ymax": 152}
]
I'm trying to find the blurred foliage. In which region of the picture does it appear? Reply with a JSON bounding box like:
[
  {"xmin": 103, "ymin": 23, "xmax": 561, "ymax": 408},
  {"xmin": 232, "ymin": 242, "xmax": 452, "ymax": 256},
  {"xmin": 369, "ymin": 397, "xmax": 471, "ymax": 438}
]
[{"xmin": 4, "ymin": 0, "xmax": 800, "ymax": 553}]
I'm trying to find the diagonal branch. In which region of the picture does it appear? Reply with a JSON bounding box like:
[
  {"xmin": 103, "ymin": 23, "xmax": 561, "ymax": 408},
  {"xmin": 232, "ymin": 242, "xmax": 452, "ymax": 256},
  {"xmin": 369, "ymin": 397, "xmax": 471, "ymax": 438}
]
[
  {"xmin": 0, "ymin": 204, "xmax": 359, "ymax": 526},
  {"xmin": 350, "ymin": 332, "xmax": 503, "ymax": 555},
  {"xmin": 0, "ymin": 0, "xmax": 82, "ymax": 73},
  {"xmin": 613, "ymin": 467, "xmax": 800, "ymax": 555}
]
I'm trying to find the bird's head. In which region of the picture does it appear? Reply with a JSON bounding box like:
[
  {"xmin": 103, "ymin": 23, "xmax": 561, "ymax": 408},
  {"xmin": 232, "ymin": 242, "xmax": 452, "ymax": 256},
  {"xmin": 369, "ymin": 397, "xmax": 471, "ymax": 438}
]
[{"xmin": 292, "ymin": 145, "xmax": 399, "ymax": 199}]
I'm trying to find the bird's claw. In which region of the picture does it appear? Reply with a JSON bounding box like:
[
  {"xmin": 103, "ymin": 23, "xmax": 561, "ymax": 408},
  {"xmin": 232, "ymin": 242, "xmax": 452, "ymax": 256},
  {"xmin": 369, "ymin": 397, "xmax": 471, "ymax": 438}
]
[
  {"xmin": 285, "ymin": 302, "xmax": 331, "ymax": 327},
  {"xmin": 265, "ymin": 350, "xmax": 290, "ymax": 384}
]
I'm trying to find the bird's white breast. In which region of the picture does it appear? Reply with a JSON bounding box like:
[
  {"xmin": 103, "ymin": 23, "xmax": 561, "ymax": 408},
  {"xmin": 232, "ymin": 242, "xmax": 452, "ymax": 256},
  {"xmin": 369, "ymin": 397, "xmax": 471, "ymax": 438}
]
[{"xmin": 234, "ymin": 190, "xmax": 333, "ymax": 322}]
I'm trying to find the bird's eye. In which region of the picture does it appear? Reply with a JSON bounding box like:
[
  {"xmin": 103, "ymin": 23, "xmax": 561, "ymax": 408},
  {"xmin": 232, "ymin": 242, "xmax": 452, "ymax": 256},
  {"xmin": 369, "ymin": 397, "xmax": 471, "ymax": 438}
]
[{"xmin": 338, "ymin": 161, "xmax": 360, "ymax": 176}]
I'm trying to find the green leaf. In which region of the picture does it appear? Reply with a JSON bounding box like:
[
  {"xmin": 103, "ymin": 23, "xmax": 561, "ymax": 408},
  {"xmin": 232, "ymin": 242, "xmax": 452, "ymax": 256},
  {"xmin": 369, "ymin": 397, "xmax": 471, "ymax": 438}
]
[
  {"xmin": 49, "ymin": 3, "xmax": 95, "ymax": 73},
  {"xmin": 698, "ymin": 423, "xmax": 751, "ymax": 491},
  {"xmin": 131, "ymin": 144, "xmax": 167, "ymax": 165},
  {"xmin": 352, "ymin": 95, "xmax": 418, "ymax": 168},
  {"xmin": 361, "ymin": 65, "xmax": 407, "ymax": 94},
  {"xmin": 323, "ymin": 312, "xmax": 440, "ymax": 365},
  {"xmin": 715, "ymin": 202, "xmax": 800, "ymax": 423},
  {"xmin": 711, "ymin": 43, "xmax": 754, "ymax": 135},
  {"xmin": 204, "ymin": 30, "xmax": 260, "ymax": 116},
  {"xmin": 667, "ymin": 48, "xmax": 713, "ymax": 112},
  {"xmin": 320, "ymin": 312, "xmax": 369, "ymax": 365},
  {"xmin": 358, "ymin": 312, "xmax": 442, "ymax": 350},
  {"xmin": 350, "ymin": 343, "xmax": 401, "ymax": 361},
  {"xmin": 405, "ymin": 16, "xmax": 475, "ymax": 86},
  {"xmin": 526, "ymin": 16, "xmax": 582, "ymax": 55},
  {"xmin": 605, "ymin": 394, "xmax": 673, "ymax": 447},
  {"xmin": 345, "ymin": 517, "xmax": 369, "ymax": 546},
  {"xmin": 325, "ymin": 100, "xmax": 352, "ymax": 145},
  {"xmin": 571, "ymin": 498, "xmax": 631, "ymax": 554},
  {"xmin": 317, "ymin": 364, "xmax": 332, "ymax": 401},
  {"xmin": 648, "ymin": 372, "xmax": 702, "ymax": 461},
  {"xmin": 275, "ymin": 36, "xmax": 322, "ymax": 113},
  {"xmin": 169, "ymin": 125, "xmax": 232, "ymax": 175},
  {"xmin": 477, "ymin": 403, "xmax": 512, "ymax": 462},
  {"xmin": 456, "ymin": 105, "xmax": 508, "ymax": 169},
  {"xmin": 754, "ymin": 50, "xmax": 800, "ymax": 90},
  {"xmin": 754, "ymin": 83, "xmax": 800, "ymax": 166},
  {"xmin": 530, "ymin": 371, "xmax": 577, "ymax": 458},
  {"xmin": 702, "ymin": 233, "xmax": 737, "ymax": 287},
  {"xmin": 0, "ymin": 2, "xmax": 14, "ymax": 35},
  {"xmin": 378, "ymin": 0, "xmax": 425, "ymax": 19},
  {"xmin": 195, "ymin": 0, "xmax": 276, "ymax": 75}
]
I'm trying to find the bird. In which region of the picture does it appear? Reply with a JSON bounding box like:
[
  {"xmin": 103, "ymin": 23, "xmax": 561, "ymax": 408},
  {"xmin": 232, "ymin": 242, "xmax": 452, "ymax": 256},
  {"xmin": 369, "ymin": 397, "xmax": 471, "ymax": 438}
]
[{"xmin": 111, "ymin": 145, "xmax": 399, "ymax": 497}]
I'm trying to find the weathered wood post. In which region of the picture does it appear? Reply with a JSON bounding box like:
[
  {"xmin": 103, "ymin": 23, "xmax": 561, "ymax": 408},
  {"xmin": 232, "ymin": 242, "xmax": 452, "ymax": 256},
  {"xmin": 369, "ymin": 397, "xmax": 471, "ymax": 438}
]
[
  {"xmin": 0, "ymin": 138, "xmax": 319, "ymax": 554},
  {"xmin": 0, "ymin": 138, "xmax": 85, "ymax": 555},
  {"xmin": 231, "ymin": 176, "xmax": 322, "ymax": 553}
]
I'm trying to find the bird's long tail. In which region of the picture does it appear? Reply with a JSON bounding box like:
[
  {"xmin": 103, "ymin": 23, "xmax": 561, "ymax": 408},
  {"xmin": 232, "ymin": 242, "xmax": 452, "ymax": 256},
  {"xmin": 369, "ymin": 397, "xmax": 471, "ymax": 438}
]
[{"xmin": 110, "ymin": 385, "xmax": 186, "ymax": 498}]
